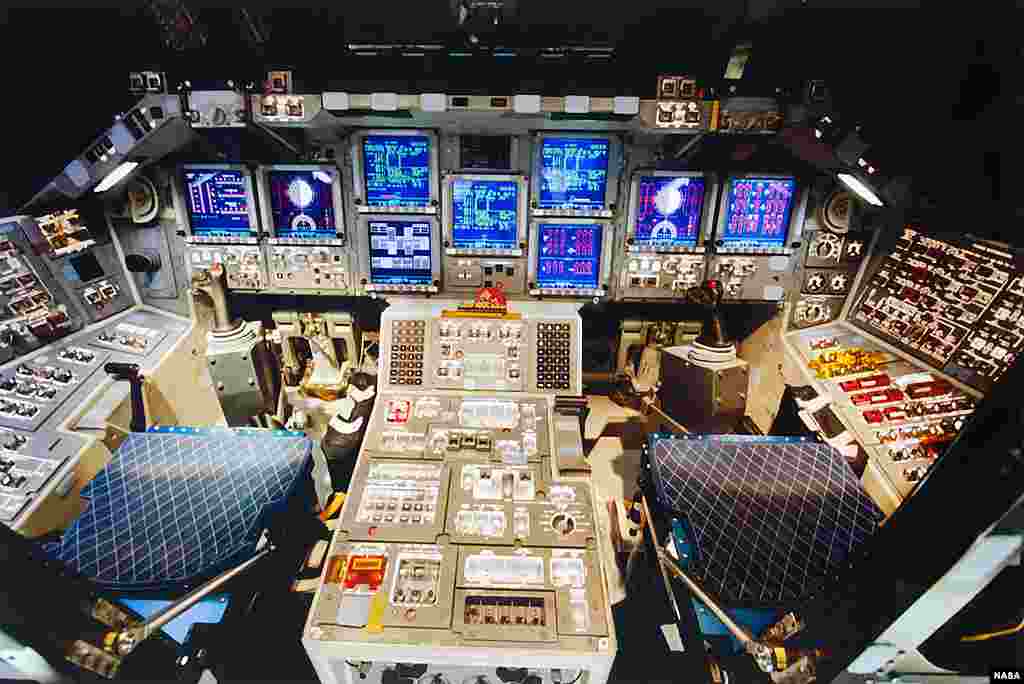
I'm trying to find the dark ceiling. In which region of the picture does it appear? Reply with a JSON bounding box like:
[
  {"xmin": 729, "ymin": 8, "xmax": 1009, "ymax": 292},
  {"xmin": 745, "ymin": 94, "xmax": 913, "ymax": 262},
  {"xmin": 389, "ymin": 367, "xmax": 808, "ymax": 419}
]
[{"xmin": 0, "ymin": 3, "xmax": 1016, "ymax": 224}]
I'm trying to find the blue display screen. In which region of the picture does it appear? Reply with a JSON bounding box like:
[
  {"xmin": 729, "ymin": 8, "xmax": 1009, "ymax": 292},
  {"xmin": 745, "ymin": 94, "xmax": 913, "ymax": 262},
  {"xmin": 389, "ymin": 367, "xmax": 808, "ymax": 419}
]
[
  {"xmin": 450, "ymin": 178, "xmax": 518, "ymax": 249},
  {"xmin": 368, "ymin": 220, "xmax": 433, "ymax": 285},
  {"xmin": 183, "ymin": 169, "xmax": 255, "ymax": 237},
  {"xmin": 537, "ymin": 138, "xmax": 610, "ymax": 210},
  {"xmin": 634, "ymin": 175, "xmax": 706, "ymax": 247},
  {"xmin": 362, "ymin": 134, "xmax": 432, "ymax": 208},
  {"xmin": 722, "ymin": 177, "xmax": 797, "ymax": 248},
  {"xmin": 536, "ymin": 223, "xmax": 603, "ymax": 289},
  {"xmin": 267, "ymin": 169, "xmax": 338, "ymax": 239}
]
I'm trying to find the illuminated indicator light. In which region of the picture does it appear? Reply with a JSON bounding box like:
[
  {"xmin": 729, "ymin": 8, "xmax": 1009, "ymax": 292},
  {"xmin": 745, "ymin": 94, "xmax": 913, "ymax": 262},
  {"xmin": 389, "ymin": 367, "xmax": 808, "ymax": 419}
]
[
  {"xmin": 94, "ymin": 161, "xmax": 139, "ymax": 193},
  {"xmin": 837, "ymin": 172, "xmax": 883, "ymax": 207}
]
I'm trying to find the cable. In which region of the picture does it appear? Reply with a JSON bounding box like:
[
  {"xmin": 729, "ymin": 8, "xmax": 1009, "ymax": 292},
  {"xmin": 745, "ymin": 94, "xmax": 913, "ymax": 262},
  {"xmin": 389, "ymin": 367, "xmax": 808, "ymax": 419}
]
[
  {"xmin": 567, "ymin": 670, "xmax": 583, "ymax": 684},
  {"xmin": 960, "ymin": 618, "xmax": 1024, "ymax": 642}
]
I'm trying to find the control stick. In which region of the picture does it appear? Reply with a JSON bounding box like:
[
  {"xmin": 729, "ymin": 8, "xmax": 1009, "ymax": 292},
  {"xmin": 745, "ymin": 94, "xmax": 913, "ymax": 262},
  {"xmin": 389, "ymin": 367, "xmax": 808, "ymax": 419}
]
[
  {"xmin": 104, "ymin": 363, "xmax": 146, "ymax": 433},
  {"xmin": 191, "ymin": 263, "xmax": 241, "ymax": 334}
]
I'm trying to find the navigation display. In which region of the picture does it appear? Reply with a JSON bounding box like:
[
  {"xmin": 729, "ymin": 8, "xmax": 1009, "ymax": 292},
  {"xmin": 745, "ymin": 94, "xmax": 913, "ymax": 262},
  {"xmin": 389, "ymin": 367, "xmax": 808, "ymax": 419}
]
[
  {"xmin": 633, "ymin": 175, "xmax": 706, "ymax": 247},
  {"xmin": 267, "ymin": 169, "xmax": 338, "ymax": 239},
  {"xmin": 537, "ymin": 138, "xmax": 610, "ymax": 210},
  {"xmin": 451, "ymin": 178, "xmax": 519, "ymax": 249},
  {"xmin": 536, "ymin": 223, "xmax": 603, "ymax": 290},
  {"xmin": 721, "ymin": 177, "xmax": 797, "ymax": 248},
  {"xmin": 367, "ymin": 219, "xmax": 434, "ymax": 285},
  {"xmin": 361, "ymin": 134, "xmax": 432, "ymax": 209},
  {"xmin": 183, "ymin": 169, "xmax": 256, "ymax": 237}
]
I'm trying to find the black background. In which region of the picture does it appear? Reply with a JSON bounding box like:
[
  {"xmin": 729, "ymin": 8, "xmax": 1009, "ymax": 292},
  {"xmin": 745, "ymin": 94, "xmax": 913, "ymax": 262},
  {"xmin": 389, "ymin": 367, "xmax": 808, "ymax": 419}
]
[{"xmin": 0, "ymin": 3, "xmax": 1015, "ymax": 232}]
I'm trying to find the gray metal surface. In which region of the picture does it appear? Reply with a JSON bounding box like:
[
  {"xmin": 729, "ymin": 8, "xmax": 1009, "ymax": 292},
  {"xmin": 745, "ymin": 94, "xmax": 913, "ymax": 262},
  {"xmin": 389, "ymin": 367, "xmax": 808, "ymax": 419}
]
[
  {"xmin": 115, "ymin": 219, "xmax": 180, "ymax": 301},
  {"xmin": 0, "ymin": 346, "xmax": 110, "ymax": 431},
  {"xmin": 43, "ymin": 244, "xmax": 136, "ymax": 324},
  {"xmin": 427, "ymin": 316, "xmax": 527, "ymax": 392},
  {"xmin": 446, "ymin": 462, "xmax": 593, "ymax": 548},
  {"xmin": 313, "ymin": 541, "xmax": 457, "ymax": 631},
  {"xmin": 0, "ymin": 428, "xmax": 88, "ymax": 524},
  {"xmin": 363, "ymin": 393, "xmax": 549, "ymax": 463},
  {"xmin": 205, "ymin": 321, "xmax": 267, "ymax": 426},
  {"xmin": 185, "ymin": 243, "xmax": 268, "ymax": 290},
  {"xmin": 341, "ymin": 459, "xmax": 452, "ymax": 543},
  {"xmin": 456, "ymin": 546, "xmax": 609, "ymax": 638},
  {"xmin": 264, "ymin": 243, "xmax": 353, "ymax": 291},
  {"xmin": 89, "ymin": 320, "xmax": 169, "ymax": 357},
  {"xmin": 659, "ymin": 347, "xmax": 749, "ymax": 432}
]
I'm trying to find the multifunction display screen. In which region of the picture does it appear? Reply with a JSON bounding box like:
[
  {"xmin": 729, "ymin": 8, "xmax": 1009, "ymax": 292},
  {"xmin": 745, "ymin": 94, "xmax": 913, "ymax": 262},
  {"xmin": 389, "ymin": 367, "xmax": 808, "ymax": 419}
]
[
  {"xmin": 536, "ymin": 223, "xmax": 603, "ymax": 290},
  {"xmin": 721, "ymin": 177, "xmax": 797, "ymax": 248},
  {"xmin": 451, "ymin": 178, "xmax": 519, "ymax": 249},
  {"xmin": 183, "ymin": 169, "xmax": 256, "ymax": 237},
  {"xmin": 368, "ymin": 220, "xmax": 433, "ymax": 285},
  {"xmin": 633, "ymin": 175, "xmax": 706, "ymax": 247},
  {"xmin": 537, "ymin": 138, "xmax": 610, "ymax": 211},
  {"xmin": 362, "ymin": 134, "xmax": 433, "ymax": 209},
  {"xmin": 267, "ymin": 169, "xmax": 338, "ymax": 239}
]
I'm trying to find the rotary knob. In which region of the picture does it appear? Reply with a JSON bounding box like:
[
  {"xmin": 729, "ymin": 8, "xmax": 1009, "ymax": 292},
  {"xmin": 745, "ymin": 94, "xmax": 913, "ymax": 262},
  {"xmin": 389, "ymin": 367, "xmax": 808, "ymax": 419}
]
[
  {"xmin": 830, "ymin": 273, "xmax": 849, "ymax": 292},
  {"xmin": 803, "ymin": 303, "xmax": 824, "ymax": 322},
  {"xmin": 815, "ymin": 235, "xmax": 840, "ymax": 259},
  {"xmin": 806, "ymin": 273, "xmax": 825, "ymax": 292}
]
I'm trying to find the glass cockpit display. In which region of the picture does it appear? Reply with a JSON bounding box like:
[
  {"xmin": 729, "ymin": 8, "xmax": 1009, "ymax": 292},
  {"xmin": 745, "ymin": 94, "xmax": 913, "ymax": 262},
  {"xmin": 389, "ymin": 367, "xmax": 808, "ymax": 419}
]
[
  {"xmin": 182, "ymin": 168, "xmax": 257, "ymax": 238},
  {"xmin": 721, "ymin": 177, "xmax": 797, "ymax": 249},
  {"xmin": 537, "ymin": 138, "xmax": 610, "ymax": 211},
  {"xmin": 266, "ymin": 168, "xmax": 339, "ymax": 239},
  {"xmin": 368, "ymin": 219, "xmax": 434, "ymax": 285},
  {"xmin": 450, "ymin": 178, "xmax": 519, "ymax": 250},
  {"xmin": 536, "ymin": 223, "xmax": 603, "ymax": 290},
  {"xmin": 361, "ymin": 134, "xmax": 433, "ymax": 209},
  {"xmin": 633, "ymin": 175, "xmax": 706, "ymax": 248}
]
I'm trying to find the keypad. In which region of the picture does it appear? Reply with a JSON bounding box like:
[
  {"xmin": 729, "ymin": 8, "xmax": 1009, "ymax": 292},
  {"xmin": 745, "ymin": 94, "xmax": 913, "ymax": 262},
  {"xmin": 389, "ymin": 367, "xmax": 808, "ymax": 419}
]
[
  {"xmin": 536, "ymin": 322, "xmax": 572, "ymax": 391},
  {"xmin": 390, "ymin": 320, "xmax": 426, "ymax": 386}
]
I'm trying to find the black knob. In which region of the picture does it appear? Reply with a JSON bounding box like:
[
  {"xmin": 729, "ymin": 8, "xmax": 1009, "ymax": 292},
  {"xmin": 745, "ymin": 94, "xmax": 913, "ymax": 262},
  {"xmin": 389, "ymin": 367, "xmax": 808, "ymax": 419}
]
[{"xmin": 125, "ymin": 253, "xmax": 160, "ymax": 273}]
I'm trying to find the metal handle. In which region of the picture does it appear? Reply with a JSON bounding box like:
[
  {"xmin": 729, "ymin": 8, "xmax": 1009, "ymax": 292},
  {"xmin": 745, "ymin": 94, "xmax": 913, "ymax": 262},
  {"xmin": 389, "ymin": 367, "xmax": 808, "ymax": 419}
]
[
  {"xmin": 110, "ymin": 544, "xmax": 274, "ymax": 656},
  {"xmin": 655, "ymin": 547, "xmax": 775, "ymax": 672}
]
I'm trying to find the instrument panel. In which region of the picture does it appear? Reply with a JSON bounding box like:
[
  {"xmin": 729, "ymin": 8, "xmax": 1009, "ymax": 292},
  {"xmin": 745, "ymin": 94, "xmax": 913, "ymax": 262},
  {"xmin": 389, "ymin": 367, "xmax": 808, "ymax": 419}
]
[
  {"xmin": 169, "ymin": 130, "xmax": 842, "ymax": 305},
  {"xmin": 785, "ymin": 221, "xmax": 1022, "ymax": 507},
  {"xmin": 380, "ymin": 301, "xmax": 582, "ymax": 397}
]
